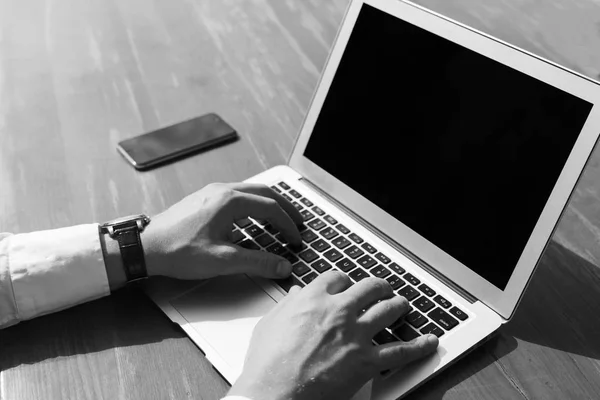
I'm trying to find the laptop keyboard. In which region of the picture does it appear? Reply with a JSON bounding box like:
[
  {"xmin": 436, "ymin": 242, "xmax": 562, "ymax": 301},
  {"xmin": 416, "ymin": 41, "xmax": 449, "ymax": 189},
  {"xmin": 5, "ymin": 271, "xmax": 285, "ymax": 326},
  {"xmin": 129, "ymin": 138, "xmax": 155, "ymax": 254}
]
[{"xmin": 231, "ymin": 181, "xmax": 470, "ymax": 343}]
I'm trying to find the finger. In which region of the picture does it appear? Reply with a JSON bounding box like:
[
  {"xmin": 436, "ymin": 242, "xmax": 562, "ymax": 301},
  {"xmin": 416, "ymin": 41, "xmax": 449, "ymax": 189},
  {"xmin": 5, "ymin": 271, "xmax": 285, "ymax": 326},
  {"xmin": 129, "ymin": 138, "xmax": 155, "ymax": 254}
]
[
  {"xmin": 373, "ymin": 334, "xmax": 439, "ymax": 371},
  {"xmin": 288, "ymin": 285, "xmax": 302, "ymax": 295},
  {"xmin": 228, "ymin": 183, "xmax": 304, "ymax": 225},
  {"xmin": 217, "ymin": 244, "xmax": 293, "ymax": 279},
  {"xmin": 230, "ymin": 192, "xmax": 301, "ymax": 246},
  {"xmin": 339, "ymin": 277, "xmax": 394, "ymax": 312},
  {"xmin": 276, "ymin": 284, "xmax": 302, "ymax": 307},
  {"xmin": 310, "ymin": 270, "xmax": 353, "ymax": 294},
  {"xmin": 358, "ymin": 296, "xmax": 410, "ymax": 336}
]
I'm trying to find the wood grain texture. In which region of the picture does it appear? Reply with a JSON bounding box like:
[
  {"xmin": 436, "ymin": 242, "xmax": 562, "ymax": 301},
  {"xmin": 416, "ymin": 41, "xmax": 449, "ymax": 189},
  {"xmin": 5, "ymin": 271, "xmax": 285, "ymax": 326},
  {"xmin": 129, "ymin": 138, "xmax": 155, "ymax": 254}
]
[{"xmin": 1, "ymin": 0, "xmax": 600, "ymax": 399}]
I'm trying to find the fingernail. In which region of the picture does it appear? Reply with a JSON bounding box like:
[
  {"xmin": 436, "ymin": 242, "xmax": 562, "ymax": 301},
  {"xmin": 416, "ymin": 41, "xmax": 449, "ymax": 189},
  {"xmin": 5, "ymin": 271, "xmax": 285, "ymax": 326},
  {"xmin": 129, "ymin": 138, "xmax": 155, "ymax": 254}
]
[
  {"xmin": 277, "ymin": 261, "xmax": 292, "ymax": 277},
  {"xmin": 427, "ymin": 335, "xmax": 439, "ymax": 346}
]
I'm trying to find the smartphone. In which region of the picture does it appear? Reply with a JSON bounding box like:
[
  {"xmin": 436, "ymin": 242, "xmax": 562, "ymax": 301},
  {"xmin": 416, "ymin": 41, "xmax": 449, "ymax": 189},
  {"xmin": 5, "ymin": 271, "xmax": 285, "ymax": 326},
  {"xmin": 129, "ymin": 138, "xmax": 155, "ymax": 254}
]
[{"xmin": 117, "ymin": 113, "xmax": 238, "ymax": 170}]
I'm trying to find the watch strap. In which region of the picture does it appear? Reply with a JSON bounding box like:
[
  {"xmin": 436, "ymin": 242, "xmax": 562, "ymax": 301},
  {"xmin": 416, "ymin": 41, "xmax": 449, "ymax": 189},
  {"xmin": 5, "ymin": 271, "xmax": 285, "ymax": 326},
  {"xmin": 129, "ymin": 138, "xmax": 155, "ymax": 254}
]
[{"xmin": 114, "ymin": 224, "xmax": 148, "ymax": 282}]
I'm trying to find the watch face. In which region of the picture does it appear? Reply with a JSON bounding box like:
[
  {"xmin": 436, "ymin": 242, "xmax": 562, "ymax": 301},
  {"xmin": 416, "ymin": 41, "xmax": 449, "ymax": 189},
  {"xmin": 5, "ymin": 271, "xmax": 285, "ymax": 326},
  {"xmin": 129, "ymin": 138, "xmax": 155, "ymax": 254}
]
[{"xmin": 102, "ymin": 214, "xmax": 150, "ymax": 228}]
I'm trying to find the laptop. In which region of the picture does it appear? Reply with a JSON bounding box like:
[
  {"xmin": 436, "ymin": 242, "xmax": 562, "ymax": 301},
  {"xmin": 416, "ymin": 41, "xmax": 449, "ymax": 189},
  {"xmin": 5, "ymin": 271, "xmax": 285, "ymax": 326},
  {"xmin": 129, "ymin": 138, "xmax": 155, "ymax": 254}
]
[{"xmin": 146, "ymin": 0, "xmax": 600, "ymax": 398}]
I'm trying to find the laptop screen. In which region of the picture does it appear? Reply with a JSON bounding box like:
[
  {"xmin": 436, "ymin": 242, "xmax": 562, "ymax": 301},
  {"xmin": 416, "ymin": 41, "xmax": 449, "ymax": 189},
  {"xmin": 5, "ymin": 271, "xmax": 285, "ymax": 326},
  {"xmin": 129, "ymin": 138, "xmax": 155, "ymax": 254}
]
[{"xmin": 304, "ymin": 4, "xmax": 593, "ymax": 290}]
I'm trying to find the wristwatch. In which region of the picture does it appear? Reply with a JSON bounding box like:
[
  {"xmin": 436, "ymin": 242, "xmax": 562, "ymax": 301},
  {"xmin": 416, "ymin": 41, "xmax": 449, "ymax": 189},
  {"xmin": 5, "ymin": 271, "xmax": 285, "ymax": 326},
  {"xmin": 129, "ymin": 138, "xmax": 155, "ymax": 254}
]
[{"xmin": 100, "ymin": 214, "xmax": 151, "ymax": 282}]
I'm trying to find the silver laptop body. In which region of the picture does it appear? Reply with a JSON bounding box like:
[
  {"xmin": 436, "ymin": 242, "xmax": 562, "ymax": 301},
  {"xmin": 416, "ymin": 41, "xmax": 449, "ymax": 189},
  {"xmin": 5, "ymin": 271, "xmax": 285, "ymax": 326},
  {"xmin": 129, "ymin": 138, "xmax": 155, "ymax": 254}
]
[{"xmin": 146, "ymin": 1, "xmax": 600, "ymax": 398}]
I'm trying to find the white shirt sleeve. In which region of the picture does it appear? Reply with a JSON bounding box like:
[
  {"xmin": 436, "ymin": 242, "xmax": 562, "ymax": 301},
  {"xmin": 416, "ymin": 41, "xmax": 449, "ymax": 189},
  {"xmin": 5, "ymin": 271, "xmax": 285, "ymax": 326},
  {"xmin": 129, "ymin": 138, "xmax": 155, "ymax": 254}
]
[{"xmin": 0, "ymin": 224, "xmax": 110, "ymax": 329}]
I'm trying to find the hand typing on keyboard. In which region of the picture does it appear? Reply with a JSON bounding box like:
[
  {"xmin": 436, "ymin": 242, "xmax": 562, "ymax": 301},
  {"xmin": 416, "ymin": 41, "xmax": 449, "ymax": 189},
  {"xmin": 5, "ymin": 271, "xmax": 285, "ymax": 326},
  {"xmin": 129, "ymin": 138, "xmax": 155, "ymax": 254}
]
[
  {"xmin": 229, "ymin": 270, "xmax": 439, "ymax": 400},
  {"xmin": 142, "ymin": 182, "xmax": 304, "ymax": 280}
]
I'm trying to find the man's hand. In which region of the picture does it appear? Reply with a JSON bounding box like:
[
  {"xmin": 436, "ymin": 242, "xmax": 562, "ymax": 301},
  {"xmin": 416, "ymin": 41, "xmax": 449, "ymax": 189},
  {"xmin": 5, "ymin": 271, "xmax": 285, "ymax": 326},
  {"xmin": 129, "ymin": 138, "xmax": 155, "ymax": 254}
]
[
  {"xmin": 229, "ymin": 271, "xmax": 439, "ymax": 400},
  {"xmin": 143, "ymin": 182, "xmax": 303, "ymax": 280}
]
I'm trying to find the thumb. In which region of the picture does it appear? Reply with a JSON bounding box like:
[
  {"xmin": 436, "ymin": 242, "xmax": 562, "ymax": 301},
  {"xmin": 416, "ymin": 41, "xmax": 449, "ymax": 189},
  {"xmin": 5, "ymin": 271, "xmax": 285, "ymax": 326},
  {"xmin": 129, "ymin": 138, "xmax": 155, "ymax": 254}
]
[{"xmin": 221, "ymin": 244, "xmax": 293, "ymax": 279}]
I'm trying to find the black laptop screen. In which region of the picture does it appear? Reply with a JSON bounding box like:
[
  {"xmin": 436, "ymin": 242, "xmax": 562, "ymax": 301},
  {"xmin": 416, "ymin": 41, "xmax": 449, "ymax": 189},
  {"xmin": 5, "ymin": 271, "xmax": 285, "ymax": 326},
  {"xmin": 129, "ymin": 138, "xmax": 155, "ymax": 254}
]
[{"xmin": 304, "ymin": 4, "xmax": 593, "ymax": 290}]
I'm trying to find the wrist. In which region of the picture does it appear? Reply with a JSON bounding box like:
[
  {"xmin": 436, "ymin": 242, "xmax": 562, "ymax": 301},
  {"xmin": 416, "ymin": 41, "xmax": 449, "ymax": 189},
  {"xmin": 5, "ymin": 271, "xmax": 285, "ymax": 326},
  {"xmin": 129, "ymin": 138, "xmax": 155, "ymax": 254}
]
[
  {"xmin": 100, "ymin": 214, "xmax": 154, "ymax": 288},
  {"xmin": 141, "ymin": 218, "xmax": 166, "ymax": 277},
  {"xmin": 100, "ymin": 226, "xmax": 127, "ymax": 291},
  {"xmin": 229, "ymin": 373, "xmax": 295, "ymax": 400}
]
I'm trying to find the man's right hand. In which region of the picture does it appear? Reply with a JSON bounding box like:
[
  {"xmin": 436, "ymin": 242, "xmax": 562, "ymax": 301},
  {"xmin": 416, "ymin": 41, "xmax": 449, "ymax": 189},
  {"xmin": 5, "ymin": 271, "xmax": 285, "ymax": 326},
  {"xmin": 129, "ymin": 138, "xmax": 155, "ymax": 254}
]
[{"xmin": 229, "ymin": 271, "xmax": 439, "ymax": 400}]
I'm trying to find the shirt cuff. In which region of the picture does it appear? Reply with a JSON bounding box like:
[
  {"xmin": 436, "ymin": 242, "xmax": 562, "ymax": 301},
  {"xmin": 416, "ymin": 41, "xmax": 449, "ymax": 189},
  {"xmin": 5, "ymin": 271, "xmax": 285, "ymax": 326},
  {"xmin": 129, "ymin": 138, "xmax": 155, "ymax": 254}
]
[{"xmin": 7, "ymin": 224, "xmax": 110, "ymax": 322}]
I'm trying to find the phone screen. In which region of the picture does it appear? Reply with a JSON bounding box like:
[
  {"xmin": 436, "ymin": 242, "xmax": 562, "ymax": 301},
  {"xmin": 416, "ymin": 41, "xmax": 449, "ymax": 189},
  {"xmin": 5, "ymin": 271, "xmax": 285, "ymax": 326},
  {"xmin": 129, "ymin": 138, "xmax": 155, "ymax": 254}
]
[{"xmin": 118, "ymin": 113, "xmax": 237, "ymax": 169}]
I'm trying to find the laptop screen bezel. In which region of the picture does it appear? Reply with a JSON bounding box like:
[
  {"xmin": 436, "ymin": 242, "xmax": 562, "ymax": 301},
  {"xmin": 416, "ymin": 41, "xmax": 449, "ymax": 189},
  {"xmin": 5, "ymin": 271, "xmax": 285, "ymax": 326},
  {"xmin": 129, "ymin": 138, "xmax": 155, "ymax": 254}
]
[{"xmin": 289, "ymin": 0, "xmax": 600, "ymax": 320}]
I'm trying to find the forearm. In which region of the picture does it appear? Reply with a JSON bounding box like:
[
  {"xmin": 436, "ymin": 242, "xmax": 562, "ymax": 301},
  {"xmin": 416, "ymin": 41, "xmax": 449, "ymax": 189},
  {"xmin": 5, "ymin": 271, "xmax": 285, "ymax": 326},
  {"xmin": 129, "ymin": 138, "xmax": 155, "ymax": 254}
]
[{"xmin": 0, "ymin": 225, "xmax": 110, "ymax": 329}]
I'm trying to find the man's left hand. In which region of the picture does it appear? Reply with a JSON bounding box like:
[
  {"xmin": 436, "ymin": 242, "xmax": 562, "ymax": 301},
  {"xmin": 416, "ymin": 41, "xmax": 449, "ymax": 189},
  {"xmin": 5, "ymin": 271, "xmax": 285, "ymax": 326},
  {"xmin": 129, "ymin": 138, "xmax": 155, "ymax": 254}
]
[{"xmin": 143, "ymin": 182, "xmax": 303, "ymax": 280}]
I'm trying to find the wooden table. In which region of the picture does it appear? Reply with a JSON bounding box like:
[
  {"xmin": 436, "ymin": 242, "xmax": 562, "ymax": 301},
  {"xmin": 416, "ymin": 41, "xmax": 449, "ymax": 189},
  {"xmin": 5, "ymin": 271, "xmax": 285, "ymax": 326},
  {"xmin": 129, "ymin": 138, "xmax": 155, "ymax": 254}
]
[{"xmin": 1, "ymin": 0, "xmax": 600, "ymax": 399}]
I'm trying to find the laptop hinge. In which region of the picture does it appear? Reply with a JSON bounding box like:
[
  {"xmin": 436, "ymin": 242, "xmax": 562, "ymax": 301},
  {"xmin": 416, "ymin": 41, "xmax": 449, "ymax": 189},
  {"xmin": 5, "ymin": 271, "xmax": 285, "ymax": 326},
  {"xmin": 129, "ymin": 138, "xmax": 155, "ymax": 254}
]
[{"xmin": 299, "ymin": 177, "xmax": 478, "ymax": 304}]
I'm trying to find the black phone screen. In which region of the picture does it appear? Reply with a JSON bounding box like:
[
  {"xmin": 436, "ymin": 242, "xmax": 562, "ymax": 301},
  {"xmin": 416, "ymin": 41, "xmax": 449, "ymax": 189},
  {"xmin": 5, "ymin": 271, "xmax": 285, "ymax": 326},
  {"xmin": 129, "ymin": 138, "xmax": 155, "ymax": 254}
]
[{"xmin": 118, "ymin": 113, "xmax": 237, "ymax": 169}]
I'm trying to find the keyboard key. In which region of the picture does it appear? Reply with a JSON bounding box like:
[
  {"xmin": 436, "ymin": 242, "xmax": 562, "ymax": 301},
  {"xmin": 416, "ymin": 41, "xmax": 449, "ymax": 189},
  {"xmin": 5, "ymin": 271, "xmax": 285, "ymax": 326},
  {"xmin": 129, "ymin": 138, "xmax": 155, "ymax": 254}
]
[
  {"xmin": 323, "ymin": 249, "xmax": 343, "ymax": 263},
  {"xmin": 349, "ymin": 233, "xmax": 364, "ymax": 244},
  {"xmin": 275, "ymin": 233, "xmax": 288, "ymax": 244},
  {"xmin": 335, "ymin": 258, "xmax": 356, "ymax": 273},
  {"xmin": 389, "ymin": 263, "xmax": 405, "ymax": 275},
  {"xmin": 428, "ymin": 308, "xmax": 459, "ymax": 331},
  {"xmin": 301, "ymin": 230, "xmax": 319, "ymax": 243},
  {"xmin": 254, "ymin": 218, "xmax": 268, "ymax": 226},
  {"xmin": 434, "ymin": 295, "xmax": 452, "ymax": 309},
  {"xmin": 398, "ymin": 286, "xmax": 419, "ymax": 301},
  {"xmin": 300, "ymin": 198, "xmax": 313, "ymax": 207},
  {"xmin": 288, "ymin": 242, "xmax": 307, "ymax": 253},
  {"xmin": 312, "ymin": 259, "xmax": 332, "ymax": 273},
  {"xmin": 289, "ymin": 189, "xmax": 302, "ymax": 198},
  {"xmin": 239, "ymin": 240, "xmax": 260, "ymax": 250},
  {"xmin": 282, "ymin": 193, "xmax": 293, "ymax": 201},
  {"xmin": 235, "ymin": 218, "xmax": 252, "ymax": 228},
  {"xmin": 386, "ymin": 275, "xmax": 405, "ymax": 290},
  {"xmin": 373, "ymin": 330, "xmax": 398, "ymax": 345},
  {"xmin": 375, "ymin": 253, "xmax": 391, "ymax": 264},
  {"xmin": 361, "ymin": 243, "xmax": 377, "ymax": 254},
  {"xmin": 292, "ymin": 262, "xmax": 311, "ymax": 277},
  {"xmin": 302, "ymin": 272, "xmax": 318, "ymax": 284},
  {"xmin": 312, "ymin": 206, "xmax": 325, "ymax": 216},
  {"xmin": 420, "ymin": 323, "xmax": 444, "ymax": 338},
  {"xmin": 324, "ymin": 215, "xmax": 338, "ymax": 225},
  {"xmin": 266, "ymin": 242, "xmax": 286, "ymax": 255},
  {"xmin": 320, "ymin": 227, "xmax": 339, "ymax": 240},
  {"xmin": 281, "ymin": 252, "xmax": 299, "ymax": 265},
  {"xmin": 311, "ymin": 239, "xmax": 331, "ymax": 252},
  {"xmin": 449, "ymin": 307, "xmax": 468, "ymax": 321},
  {"xmin": 404, "ymin": 273, "xmax": 420, "ymax": 286},
  {"xmin": 308, "ymin": 219, "xmax": 326, "ymax": 231},
  {"xmin": 271, "ymin": 185, "xmax": 282, "ymax": 193},
  {"xmin": 264, "ymin": 224, "xmax": 278, "ymax": 234},
  {"xmin": 278, "ymin": 181, "xmax": 291, "ymax": 190},
  {"xmin": 297, "ymin": 223, "xmax": 308, "ymax": 232},
  {"xmin": 299, "ymin": 249, "xmax": 319, "ymax": 263},
  {"xmin": 231, "ymin": 230, "xmax": 245, "ymax": 244},
  {"xmin": 371, "ymin": 265, "xmax": 391, "ymax": 279},
  {"xmin": 245, "ymin": 225, "xmax": 264, "ymax": 238},
  {"xmin": 349, "ymin": 268, "xmax": 370, "ymax": 282},
  {"xmin": 255, "ymin": 234, "xmax": 275, "ymax": 247},
  {"xmin": 357, "ymin": 255, "xmax": 377, "ymax": 269},
  {"xmin": 292, "ymin": 202, "xmax": 304, "ymax": 211},
  {"xmin": 344, "ymin": 245, "xmax": 365, "ymax": 259},
  {"xmin": 418, "ymin": 284, "xmax": 436, "ymax": 297},
  {"xmin": 414, "ymin": 296, "xmax": 435, "ymax": 313},
  {"xmin": 388, "ymin": 313, "xmax": 405, "ymax": 330},
  {"xmin": 406, "ymin": 311, "xmax": 428, "ymax": 329},
  {"xmin": 332, "ymin": 236, "xmax": 351, "ymax": 249},
  {"xmin": 392, "ymin": 324, "xmax": 420, "ymax": 342},
  {"xmin": 336, "ymin": 224, "xmax": 350, "ymax": 234},
  {"xmin": 274, "ymin": 275, "xmax": 303, "ymax": 292}
]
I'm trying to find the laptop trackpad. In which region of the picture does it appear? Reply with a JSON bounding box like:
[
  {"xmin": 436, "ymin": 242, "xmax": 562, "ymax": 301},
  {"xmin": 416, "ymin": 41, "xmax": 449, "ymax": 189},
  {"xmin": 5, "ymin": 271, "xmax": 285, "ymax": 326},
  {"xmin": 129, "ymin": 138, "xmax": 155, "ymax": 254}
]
[{"xmin": 170, "ymin": 275, "xmax": 277, "ymax": 373}]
